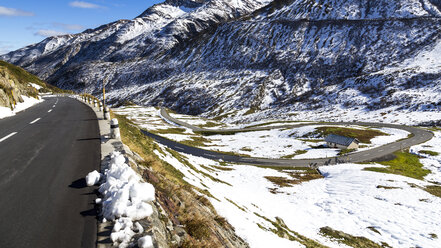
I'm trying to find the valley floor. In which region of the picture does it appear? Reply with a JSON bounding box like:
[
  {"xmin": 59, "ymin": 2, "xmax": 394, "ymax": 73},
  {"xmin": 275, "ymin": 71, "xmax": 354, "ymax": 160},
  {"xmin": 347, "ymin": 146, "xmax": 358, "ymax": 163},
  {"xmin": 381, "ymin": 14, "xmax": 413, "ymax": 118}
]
[{"xmin": 113, "ymin": 106, "xmax": 441, "ymax": 248}]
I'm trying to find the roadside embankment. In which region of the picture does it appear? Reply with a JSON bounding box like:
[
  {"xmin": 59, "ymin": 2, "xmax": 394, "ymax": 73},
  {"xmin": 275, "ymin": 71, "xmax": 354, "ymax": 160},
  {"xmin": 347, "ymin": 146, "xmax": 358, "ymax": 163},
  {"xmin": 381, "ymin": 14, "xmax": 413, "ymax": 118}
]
[{"xmin": 78, "ymin": 96, "xmax": 247, "ymax": 248}]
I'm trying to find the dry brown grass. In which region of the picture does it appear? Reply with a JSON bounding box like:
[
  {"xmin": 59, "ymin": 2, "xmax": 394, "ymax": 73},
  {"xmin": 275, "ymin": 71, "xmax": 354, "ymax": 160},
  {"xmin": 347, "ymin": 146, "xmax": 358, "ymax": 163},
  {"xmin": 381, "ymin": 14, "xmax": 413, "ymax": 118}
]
[
  {"xmin": 264, "ymin": 176, "xmax": 299, "ymax": 187},
  {"xmin": 320, "ymin": 226, "xmax": 391, "ymax": 248},
  {"xmin": 425, "ymin": 185, "xmax": 441, "ymax": 198},
  {"xmin": 265, "ymin": 169, "xmax": 323, "ymax": 188}
]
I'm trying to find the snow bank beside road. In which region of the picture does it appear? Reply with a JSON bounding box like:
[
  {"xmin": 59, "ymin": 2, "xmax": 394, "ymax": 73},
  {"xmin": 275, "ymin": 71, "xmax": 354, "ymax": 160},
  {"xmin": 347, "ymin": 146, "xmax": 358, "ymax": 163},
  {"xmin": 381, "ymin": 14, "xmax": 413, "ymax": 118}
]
[
  {"xmin": 0, "ymin": 95, "xmax": 43, "ymax": 119},
  {"xmin": 99, "ymin": 152, "xmax": 155, "ymax": 221},
  {"xmin": 88, "ymin": 151, "xmax": 155, "ymax": 248}
]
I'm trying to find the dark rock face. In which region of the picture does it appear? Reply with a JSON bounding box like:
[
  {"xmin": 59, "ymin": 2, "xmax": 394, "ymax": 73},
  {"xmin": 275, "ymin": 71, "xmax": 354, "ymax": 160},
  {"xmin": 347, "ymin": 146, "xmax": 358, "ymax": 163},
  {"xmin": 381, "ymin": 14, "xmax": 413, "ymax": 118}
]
[{"xmin": 2, "ymin": 0, "xmax": 441, "ymax": 119}]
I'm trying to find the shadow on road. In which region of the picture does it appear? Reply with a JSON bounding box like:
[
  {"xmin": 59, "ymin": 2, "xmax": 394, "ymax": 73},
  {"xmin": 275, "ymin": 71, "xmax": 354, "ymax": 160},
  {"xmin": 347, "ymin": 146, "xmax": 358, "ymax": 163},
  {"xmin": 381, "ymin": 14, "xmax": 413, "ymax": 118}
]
[
  {"xmin": 69, "ymin": 178, "xmax": 87, "ymax": 189},
  {"xmin": 82, "ymin": 189, "xmax": 99, "ymax": 196},
  {"xmin": 80, "ymin": 205, "xmax": 99, "ymax": 217},
  {"xmin": 97, "ymin": 225, "xmax": 113, "ymax": 244},
  {"xmin": 77, "ymin": 137, "xmax": 101, "ymax": 141}
]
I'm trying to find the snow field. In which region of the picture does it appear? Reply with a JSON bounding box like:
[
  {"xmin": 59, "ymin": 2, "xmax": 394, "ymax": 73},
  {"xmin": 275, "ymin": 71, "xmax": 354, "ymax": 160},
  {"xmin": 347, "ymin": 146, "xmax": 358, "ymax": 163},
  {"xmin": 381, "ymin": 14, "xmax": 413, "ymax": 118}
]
[
  {"xmin": 113, "ymin": 106, "xmax": 176, "ymax": 132},
  {"xmin": 88, "ymin": 151, "xmax": 155, "ymax": 248},
  {"xmin": 204, "ymin": 125, "xmax": 409, "ymax": 159},
  {"xmin": 154, "ymin": 145, "xmax": 441, "ymax": 247},
  {"xmin": 242, "ymin": 105, "xmax": 441, "ymax": 127}
]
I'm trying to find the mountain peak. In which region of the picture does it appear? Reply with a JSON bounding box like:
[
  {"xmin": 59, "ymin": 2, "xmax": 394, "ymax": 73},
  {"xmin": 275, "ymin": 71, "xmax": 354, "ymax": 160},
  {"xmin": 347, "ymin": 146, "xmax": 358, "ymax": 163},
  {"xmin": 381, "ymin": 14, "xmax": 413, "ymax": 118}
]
[
  {"xmin": 1, "ymin": 0, "xmax": 441, "ymax": 120},
  {"xmin": 137, "ymin": 0, "xmax": 205, "ymax": 18}
]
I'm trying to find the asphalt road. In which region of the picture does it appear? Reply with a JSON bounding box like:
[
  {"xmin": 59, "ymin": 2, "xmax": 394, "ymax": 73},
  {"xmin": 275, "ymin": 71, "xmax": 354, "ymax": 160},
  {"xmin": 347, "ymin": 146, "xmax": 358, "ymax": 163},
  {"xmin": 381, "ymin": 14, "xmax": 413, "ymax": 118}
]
[
  {"xmin": 0, "ymin": 96, "xmax": 100, "ymax": 248},
  {"xmin": 153, "ymin": 108, "xmax": 434, "ymax": 167}
]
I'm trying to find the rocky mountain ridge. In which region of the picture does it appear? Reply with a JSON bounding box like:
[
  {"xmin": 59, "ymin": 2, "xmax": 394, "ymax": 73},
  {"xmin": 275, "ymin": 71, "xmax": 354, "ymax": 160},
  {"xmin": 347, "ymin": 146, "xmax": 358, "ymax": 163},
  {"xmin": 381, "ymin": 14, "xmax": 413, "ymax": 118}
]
[
  {"xmin": 0, "ymin": 60, "xmax": 59, "ymax": 109},
  {"xmin": 1, "ymin": 0, "xmax": 441, "ymax": 122}
]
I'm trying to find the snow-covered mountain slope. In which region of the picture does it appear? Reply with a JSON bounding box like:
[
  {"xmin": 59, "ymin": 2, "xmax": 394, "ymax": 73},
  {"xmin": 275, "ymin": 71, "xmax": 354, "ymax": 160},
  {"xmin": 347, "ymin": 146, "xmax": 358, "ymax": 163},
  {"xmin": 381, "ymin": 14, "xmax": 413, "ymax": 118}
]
[{"xmin": 1, "ymin": 0, "xmax": 441, "ymax": 121}]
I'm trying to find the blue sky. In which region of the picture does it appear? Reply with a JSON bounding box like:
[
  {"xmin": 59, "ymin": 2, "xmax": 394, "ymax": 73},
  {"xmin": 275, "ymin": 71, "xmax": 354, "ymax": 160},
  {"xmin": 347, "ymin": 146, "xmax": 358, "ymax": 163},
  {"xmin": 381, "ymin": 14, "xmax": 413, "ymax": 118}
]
[{"xmin": 0, "ymin": 0, "xmax": 162, "ymax": 55}]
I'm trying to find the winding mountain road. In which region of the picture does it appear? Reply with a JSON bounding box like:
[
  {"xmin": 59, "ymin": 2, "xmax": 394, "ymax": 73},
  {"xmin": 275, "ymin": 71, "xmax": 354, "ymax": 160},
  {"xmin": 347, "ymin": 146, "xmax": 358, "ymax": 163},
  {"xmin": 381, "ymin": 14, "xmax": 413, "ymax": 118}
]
[
  {"xmin": 0, "ymin": 96, "xmax": 100, "ymax": 248},
  {"xmin": 141, "ymin": 108, "xmax": 434, "ymax": 167}
]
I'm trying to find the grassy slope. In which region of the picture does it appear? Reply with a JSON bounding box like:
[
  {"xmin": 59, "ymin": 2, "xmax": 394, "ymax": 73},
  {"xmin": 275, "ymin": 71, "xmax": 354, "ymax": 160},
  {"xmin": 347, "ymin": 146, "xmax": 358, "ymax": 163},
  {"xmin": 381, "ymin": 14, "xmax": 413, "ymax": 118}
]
[
  {"xmin": 364, "ymin": 151, "xmax": 441, "ymax": 199},
  {"xmin": 313, "ymin": 127, "xmax": 387, "ymax": 144},
  {"xmin": 364, "ymin": 151, "xmax": 430, "ymax": 180},
  {"xmin": 0, "ymin": 60, "xmax": 70, "ymax": 94},
  {"xmin": 113, "ymin": 113, "xmax": 245, "ymax": 247}
]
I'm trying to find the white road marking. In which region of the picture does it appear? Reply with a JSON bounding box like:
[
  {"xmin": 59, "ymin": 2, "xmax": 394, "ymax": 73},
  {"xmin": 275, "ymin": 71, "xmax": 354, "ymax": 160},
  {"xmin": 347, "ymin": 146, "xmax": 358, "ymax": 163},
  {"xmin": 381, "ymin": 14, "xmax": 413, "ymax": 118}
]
[
  {"xmin": 48, "ymin": 109, "xmax": 52, "ymax": 113},
  {"xmin": 29, "ymin": 118, "xmax": 41, "ymax": 124},
  {"xmin": 175, "ymin": 147, "xmax": 185, "ymax": 151},
  {"xmin": 0, "ymin": 132, "xmax": 17, "ymax": 143},
  {"xmin": 363, "ymin": 153, "xmax": 370, "ymax": 156},
  {"xmin": 52, "ymin": 105, "xmax": 56, "ymax": 108},
  {"xmin": 378, "ymin": 149, "xmax": 384, "ymax": 152}
]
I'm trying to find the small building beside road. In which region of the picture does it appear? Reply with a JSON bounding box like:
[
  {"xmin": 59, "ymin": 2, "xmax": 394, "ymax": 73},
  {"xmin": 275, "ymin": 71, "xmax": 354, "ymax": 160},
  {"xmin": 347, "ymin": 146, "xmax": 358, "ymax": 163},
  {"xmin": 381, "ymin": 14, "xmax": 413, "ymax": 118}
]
[{"xmin": 325, "ymin": 134, "xmax": 360, "ymax": 149}]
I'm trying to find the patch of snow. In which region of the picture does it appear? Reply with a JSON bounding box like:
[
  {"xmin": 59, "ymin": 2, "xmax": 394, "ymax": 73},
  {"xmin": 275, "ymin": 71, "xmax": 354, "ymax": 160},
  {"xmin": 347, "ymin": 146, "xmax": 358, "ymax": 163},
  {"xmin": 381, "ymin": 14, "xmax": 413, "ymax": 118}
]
[
  {"xmin": 370, "ymin": 127, "xmax": 410, "ymax": 146},
  {"xmin": 160, "ymin": 133, "xmax": 192, "ymax": 142},
  {"xmin": 29, "ymin": 83, "xmax": 42, "ymax": 90},
  {"xmin": 138, "ymin": 235, "xmax": 154, "ymax": 248},
  {"xmin": 86, "ymin": 170, "xmax": 101, "ymax": 186},
  {"xmin": 111, "ymin": 217, "xmax": 136, "ymax": 247},
  {"xmin": 99, "ymin": 152, "xmax": 155, "ymax": 221},
  {"xmin": 135, "ymin": 222, "xmax": 144, "ymax": 234},
  {"xmin": 88, "ymin": 151, "xmax": 155, "ymax": 247},
  {"xmin": 0, "ymin": 95, "xmax": 43, "ymax": 119},
  {"xmin": 294, "ymin": 148, "xmax": 340, "ymax": 159},
  {"xmin": 203, "ymin": 128, "xmax": 312, "ymax": 158}
]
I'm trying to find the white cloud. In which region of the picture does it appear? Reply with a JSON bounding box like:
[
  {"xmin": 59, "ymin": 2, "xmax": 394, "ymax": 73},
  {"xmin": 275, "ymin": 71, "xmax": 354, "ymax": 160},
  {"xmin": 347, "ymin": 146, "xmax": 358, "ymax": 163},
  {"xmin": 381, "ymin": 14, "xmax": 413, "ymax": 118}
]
[
  {"xmin": 0, "ymin": 6, "xmax": 34, "ymax": 16},
  {"xmin": 69, "ymin": 1, "xmax": 103, "ymax": 9},
  {"xmin": 35, "ymin": 29, "xmax": 68, "ymax": 37}
]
